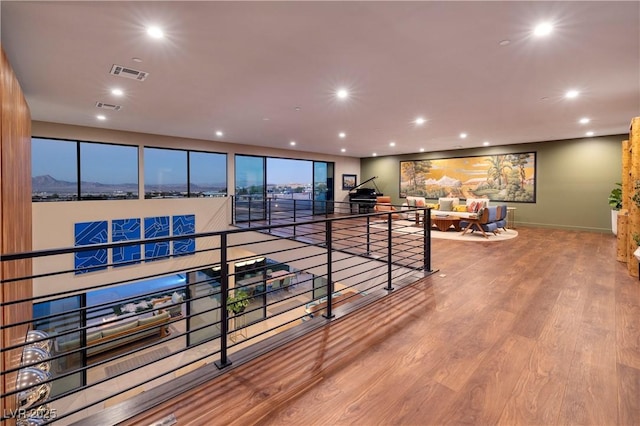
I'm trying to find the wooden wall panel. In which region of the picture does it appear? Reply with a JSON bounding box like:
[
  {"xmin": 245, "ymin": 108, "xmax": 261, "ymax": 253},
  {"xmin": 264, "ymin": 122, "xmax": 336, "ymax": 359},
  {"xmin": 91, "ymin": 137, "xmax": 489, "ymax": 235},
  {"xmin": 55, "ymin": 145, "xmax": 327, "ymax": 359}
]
[{"xmin": 1, "ymin": 46, "xmax": 33, "ymax": 423}]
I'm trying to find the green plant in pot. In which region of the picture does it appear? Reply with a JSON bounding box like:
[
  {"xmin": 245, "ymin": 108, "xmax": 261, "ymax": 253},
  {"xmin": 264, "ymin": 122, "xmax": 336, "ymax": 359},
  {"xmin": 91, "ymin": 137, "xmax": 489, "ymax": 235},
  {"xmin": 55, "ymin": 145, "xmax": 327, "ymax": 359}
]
[
  {"xmin": 609, "ymin": 183, "xmax": 622, "ymax": 235},
  {"xmin": 609, "ymin": 183, "xmax": 622, "ymax": 210},
  {"xmin": 227, "ymin": 289, "xmax": 250, "ymax": 314}
]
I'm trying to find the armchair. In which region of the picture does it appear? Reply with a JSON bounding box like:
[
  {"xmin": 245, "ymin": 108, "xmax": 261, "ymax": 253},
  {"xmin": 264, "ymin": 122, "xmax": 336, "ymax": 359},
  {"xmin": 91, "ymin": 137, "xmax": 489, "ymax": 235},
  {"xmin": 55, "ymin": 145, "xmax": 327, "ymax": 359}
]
[{"xmin": 374, "ymin": 196, "xmax": 400, "ymax": 220}]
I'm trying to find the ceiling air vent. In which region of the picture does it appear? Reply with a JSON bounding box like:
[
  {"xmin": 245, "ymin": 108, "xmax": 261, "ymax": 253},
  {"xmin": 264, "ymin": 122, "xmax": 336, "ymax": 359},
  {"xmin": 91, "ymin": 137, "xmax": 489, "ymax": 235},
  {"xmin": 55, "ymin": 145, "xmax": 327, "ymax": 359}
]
[
  {"xmin": 95, "ymin": 102, "xmax": 122, "ymax": 111},
  {"xmin": 109, "ymin": 64, "xmax": 149, "ymax": 81}
]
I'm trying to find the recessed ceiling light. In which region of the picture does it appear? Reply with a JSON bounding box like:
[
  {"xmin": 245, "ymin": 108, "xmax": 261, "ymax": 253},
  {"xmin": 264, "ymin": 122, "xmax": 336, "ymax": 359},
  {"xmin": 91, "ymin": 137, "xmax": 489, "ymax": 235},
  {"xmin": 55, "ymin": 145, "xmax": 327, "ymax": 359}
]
[
  {"xmin": 216, "ymin": 131, "xmax": 223, "ymax": 137},
  {"xmin": 341, "ymin": 148, "xmax": 346, "ymax": 153},
  {"xmin": 533, "ymin": 22, "xmax": 553, "ymax": 37},
  {"xmin": 96, "ymin": 115, "xmax": 106, "ymax": 121},
  {"xmin": 483, "ymin": 141, "xmax": 490, "ymax": 146},
  {"xmin": 415, "ymin": 117, "xmax": 426, "ymax": 125},
  {"xmin": 132, "ymin": 57, "xmax": 143, "ymax": 63},
  {"xmin": 262, "ymin": 117, "xmax": 270, "ymax": 121},
  {"xmin": 499, "ymin": 39, "xmax": 511, "ymax": 46},
  {"xmin": 290, "ymin": 141, "xmax": 296, "ymax": 146},
  {"xmin": 372, "ymin": 153, "xmax": 377, "ymax": 157},
  {"xmin": 565, "ymin": 90, "xmax": 580, "ymax": 99},
  {"xmin": 459, "ymin": 132, "xmax": 468, "ymax": 139},
  {"xmin": 111, "ymin": 88, "xmax": 124, "ymax": 96},
  {"xmin": 339, "ymin": 132, "xmax": 346, "ymax": 138},
  {"xmin": 294, "ymin": 106, "xmax": 301, "ymax": 111},
  {"xmin": 147, "ymin": 26, "xmax": 164, "ymax": 39},
  {"xmin": 336, "ymin": 88, "xmax": 349, "ymax": 99},
  {"xmin": 389, "ymin": 141, "xmax": 396, "ymax": 147},
  {"xmin": 454, "ymin": 145, "xmax": 463, "ymax": 149},
  {"xmin": 586, "ymin": 131, "xmax": 595, "ymax": 137},
  {"xmin": 419, "ymin": 148, "xmax": 425, "ymax": 152},
  {"xmin": 579, "ymin": 117, "xmax": 590, "ymax": 124}
]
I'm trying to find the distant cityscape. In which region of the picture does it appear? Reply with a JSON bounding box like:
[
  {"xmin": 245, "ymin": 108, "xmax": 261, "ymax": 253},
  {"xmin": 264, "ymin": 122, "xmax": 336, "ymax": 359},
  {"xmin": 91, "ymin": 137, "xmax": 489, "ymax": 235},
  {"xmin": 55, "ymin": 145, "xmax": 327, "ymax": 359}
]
[
  {"xmin": 31, "ymin": 175, "xmax": 227, "ymax": 201},
  {"xmin": 31, "ymin": 175, "xmax": 314, "ymax": 201}
]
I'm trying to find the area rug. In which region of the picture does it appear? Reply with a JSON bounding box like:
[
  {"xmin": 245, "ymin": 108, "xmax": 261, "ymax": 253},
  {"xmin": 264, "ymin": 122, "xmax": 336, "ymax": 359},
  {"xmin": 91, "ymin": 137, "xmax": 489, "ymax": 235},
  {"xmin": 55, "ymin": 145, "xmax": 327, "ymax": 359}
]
[
  {"xmin": 105, "ymin": 346, "xmax": 171, "ymax": 377},
  {"xmin": 370, "ymin": 220, "xmax": 518, "ymax": 242}
]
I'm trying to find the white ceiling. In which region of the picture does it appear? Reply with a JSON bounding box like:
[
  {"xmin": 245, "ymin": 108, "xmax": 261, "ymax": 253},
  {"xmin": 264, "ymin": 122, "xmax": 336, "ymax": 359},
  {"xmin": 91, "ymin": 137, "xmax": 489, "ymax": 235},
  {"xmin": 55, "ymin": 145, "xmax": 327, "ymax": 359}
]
[{"xmin": 1, "ymin": 1, "xmax": 639, "ymax": 158}]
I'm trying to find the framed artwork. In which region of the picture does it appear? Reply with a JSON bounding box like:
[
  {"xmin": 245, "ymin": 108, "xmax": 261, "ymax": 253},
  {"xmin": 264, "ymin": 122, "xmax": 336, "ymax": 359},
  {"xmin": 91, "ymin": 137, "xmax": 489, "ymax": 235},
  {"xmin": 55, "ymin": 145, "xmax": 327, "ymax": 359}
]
[
  {"xmin": 399, "ymin": 152, "xmax": 536, "ymax": 202},
  {"xmin": 342, "ymin": 174, "xmax": 357, "ymax": 190}
]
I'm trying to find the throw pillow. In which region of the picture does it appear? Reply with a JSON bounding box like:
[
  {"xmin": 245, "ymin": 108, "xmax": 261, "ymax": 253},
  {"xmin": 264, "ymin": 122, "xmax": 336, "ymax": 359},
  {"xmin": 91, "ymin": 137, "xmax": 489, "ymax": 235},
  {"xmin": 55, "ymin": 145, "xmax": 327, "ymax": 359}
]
[
  {"xmin": 454, "ymin": 205, "xmax": 467, "ymax": 212},
  {"xmin": 467, "ymin": 201, "xmax": 477, "ymax": 213},
  {"xmin": 407, "ymin": 198, "xmax": 416, "ymax": 207},
  {"xmin": 439, "ymin": 199, "xmax": 454, "ymax": 211},
  {"xmin": 416, "ymin": 199, "xmax": 425, "ymax": 207}
]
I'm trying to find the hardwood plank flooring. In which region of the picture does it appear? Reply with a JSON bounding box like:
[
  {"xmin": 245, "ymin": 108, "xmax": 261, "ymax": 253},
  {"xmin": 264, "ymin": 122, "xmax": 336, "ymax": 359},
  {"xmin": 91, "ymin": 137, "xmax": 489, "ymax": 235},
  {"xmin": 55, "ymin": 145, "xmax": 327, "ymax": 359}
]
[{"xmin": 118, "ymin": 226, "xmax": 639, "ymax": 426}]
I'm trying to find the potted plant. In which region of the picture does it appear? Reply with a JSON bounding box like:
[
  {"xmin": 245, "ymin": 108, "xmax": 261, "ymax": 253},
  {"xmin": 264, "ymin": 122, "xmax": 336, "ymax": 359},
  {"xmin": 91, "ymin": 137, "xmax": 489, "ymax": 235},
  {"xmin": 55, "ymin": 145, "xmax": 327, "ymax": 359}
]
[
  {"xmin": 227, "ymin": 289, "xmax": 250, "ymax": 314},
  {"xmin": 609, "ymin": 183, "xmax": 622, "ymax": 235}
]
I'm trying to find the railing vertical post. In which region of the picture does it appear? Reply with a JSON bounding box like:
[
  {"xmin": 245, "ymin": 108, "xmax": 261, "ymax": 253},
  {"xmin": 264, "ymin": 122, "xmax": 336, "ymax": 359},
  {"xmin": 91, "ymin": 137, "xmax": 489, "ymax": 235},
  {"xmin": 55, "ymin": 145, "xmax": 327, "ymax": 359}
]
[
  {"xmin": 366, "ymin": 215, "xmax": 371, "ymax": 255},
  {"xmin": 424, "ymin": 208, "xmax": 432, "ymax": 273},
  {"xmin": 247, "ymin": 195, "xmax": 252, "ymax": 227},
  {"xmin": 323, "ymin": 220, "xmax": 335, "ymax": 319},
  {"xmin": 293, "ymin": 199, "xmax": 297, "ymax": 236},
  {"xmin": 268, "ymin": 198, "xmax": 272, "ymax": 232},
  {"xmin": 385, "ymin": 212, "xmax": 394, "ymax": 291},
  {"xmin": 231, "ymin": 195, "xmax": 236, "ymax": 225},
  {"xmin": 215, "ymin": 233, "xmax": 232, "ymax": 369}
]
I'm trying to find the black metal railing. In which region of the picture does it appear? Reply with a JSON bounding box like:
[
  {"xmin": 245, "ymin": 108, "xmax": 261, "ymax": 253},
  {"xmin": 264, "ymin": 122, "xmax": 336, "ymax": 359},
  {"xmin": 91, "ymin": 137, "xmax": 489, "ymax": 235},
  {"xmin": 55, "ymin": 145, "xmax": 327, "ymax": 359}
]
[{"xmin": 1, "ymin": 205, "xmax": 433, "ymax": 425}]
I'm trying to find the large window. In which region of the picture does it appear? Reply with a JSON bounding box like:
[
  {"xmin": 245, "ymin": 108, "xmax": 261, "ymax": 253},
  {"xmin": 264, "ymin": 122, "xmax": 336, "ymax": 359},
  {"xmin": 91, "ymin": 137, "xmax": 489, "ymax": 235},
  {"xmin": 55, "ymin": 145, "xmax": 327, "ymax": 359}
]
[
  {"xmin": 32, "ymin": 138, "xmax": 78, "ymax": 201},
  {"xmin": 32, "ymin": 138, "xmax": 138, "ymax": 201},
  {"xmin": 189, "ymin": 151, "xmax": 227, "ymax": 197},
  {"xmin": 144, "ymin": 147, "xmax": 188, "ymax": 198},
  {"xmin": 80, "ymin": 142, "xmax": 138, "ymax": 199},
  {"xmin": 144, "ymin": 148, "xmax": 228, "ymax": 198}
]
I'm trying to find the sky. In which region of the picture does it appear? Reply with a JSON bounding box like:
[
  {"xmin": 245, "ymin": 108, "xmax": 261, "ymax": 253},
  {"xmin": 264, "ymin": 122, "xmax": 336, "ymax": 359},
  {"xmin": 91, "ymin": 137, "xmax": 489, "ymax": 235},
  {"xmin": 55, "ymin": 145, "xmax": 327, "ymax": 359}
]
[{"xmin": 32, "ymin": 138, "xmax": 316, "ymax": 186}]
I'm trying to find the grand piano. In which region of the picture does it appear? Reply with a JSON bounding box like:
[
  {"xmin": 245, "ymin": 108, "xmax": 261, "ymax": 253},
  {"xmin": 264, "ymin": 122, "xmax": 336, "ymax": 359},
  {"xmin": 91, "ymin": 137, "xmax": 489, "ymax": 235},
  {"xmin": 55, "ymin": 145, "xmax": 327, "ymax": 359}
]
[{"xmin": 348, "ymin": 176, "xmax": 383, "ymax": 213}]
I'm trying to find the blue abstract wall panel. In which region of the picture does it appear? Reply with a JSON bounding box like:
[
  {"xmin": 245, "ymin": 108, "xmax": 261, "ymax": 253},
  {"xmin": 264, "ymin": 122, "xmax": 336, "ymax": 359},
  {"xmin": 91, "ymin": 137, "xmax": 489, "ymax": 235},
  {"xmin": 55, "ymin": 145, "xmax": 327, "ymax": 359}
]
[
  {"xmin": 144, "ymin": 216, "xmax": 170, "ymax": 261},
  {"xmin": 173, "ymin": 214, "xmax": 195, "ymax": 256},
  {"xmin": 74, "ymin": 221, "xmax": 108, "ymax": 274},
  {"xmin": 112, "ymin": 218, "xmax": 141, "ymax": 267}
]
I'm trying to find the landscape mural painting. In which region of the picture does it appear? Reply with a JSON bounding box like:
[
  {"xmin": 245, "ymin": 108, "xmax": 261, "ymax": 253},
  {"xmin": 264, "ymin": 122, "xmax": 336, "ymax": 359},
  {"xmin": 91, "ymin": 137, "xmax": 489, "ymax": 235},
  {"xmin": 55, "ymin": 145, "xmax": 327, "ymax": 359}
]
[{"xmin": 399, "ymin": 152, "xmax": 536, "ymax": 202}]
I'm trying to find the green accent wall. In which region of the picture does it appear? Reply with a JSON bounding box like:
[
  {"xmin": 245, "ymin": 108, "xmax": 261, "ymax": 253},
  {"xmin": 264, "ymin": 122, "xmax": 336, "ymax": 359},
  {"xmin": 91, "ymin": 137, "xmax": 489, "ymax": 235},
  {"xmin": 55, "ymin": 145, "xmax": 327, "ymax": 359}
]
[{"xmin": 360, "ymin": 135, "xmax": 625, "ymax": 232}]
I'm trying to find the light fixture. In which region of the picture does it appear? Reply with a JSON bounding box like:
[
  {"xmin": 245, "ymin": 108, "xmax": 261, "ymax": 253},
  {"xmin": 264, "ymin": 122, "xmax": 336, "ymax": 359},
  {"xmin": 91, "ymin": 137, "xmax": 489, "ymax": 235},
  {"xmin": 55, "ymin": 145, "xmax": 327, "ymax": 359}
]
[
  {"xmin": 147, "ymin": 26, "xmax": 164, "ymax": 39},
  {"xmin": 262, "ymin": 117, "xmax": 270, "ymax": 121},
  {"xmin": 565, "ymin": 90, "xmax": 579, "ymax": 99},
  {"xmin": 339, "ymin": 132, "xmax": 346, "ymax": 138},
  {"xmin": 336, "ymin": 88, "xmax": 349, "ymax": 99},
  {"xmin": 533, "ymin": 22, "xmax": 553, "ymax": 37},
  {"xmin": 96, "ymin": 115, "xmax": 106, "ymax": 121},
  {"xmin": 415, "ymin": 117, "xmax": 426, "ymax": 125},
  {"xmin": 341, "ymin": 148, "xmax": 346, "ymax": 153},
  {"xmin": 483, "ymin": 141, "xmax": 490, "ymax": 146},
  {"xmin": 132, "ymin": 57, "xmax": 143, "ymax": 63},
  {"xmin": 389, "ymin": 141, "xmax": 396, "ymax": 147},
  {"xmin": 586, "ymin": 131, "xmax": 595, "ymax": 137},
  {"xmin": 419, "ymin": 148, "xmax": 425, "ymax": 152},
  {"xmin": 294, "ymin": 106, "xmax": 301, "ymax": 111},
  {"xmin": 290, "ymin": 141, "xmax": 296, "ymax": 146},
  {"xmin": 459, "ymin": 133, "xmax": 468, "ymax": 139},
  {"xmin": 579, "ymin": 117, "xmax": 590, "ymax": 124},
  {"xmin": 111, "ymin": 88, "xmax": 123, "ymax": 96},
  {"xmin": 499, "ymin": 39, "xmax": 511, "ymax": 46},
  {"xmin": 372, "ymin": 152, "xmax": 377, "ymax": 157},
  {"xmin": 216, "ymin": 131, "xmax": 223, "ymax": 137}
]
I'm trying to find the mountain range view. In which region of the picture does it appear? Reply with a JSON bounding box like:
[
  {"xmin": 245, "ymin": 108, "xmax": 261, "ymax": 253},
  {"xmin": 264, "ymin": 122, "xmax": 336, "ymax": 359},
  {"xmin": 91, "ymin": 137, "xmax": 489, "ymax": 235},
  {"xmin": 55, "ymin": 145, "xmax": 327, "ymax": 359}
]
[{"xmin": 32, "ymin": 175, "xmax": 226, "ymax": 195}]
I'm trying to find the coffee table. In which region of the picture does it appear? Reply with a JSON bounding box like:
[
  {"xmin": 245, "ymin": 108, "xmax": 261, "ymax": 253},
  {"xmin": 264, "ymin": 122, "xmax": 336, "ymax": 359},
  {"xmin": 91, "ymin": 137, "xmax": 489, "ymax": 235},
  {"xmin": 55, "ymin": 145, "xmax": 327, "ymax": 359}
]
[{"xmin": 431, "ymin": 215, "xmax": 462, "ymax": 232}]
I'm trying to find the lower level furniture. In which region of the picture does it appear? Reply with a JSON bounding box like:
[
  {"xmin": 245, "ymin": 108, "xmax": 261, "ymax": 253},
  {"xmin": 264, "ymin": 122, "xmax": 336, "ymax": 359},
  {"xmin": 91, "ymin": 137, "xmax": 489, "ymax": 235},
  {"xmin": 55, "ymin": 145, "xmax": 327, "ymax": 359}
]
[
  {"xmin": 431, "ymin": 215, "xmax": 462, "ymax": 231},
  {"xmin": 54, "ymin": 310, "xmax": 171, "ymax": 358}
]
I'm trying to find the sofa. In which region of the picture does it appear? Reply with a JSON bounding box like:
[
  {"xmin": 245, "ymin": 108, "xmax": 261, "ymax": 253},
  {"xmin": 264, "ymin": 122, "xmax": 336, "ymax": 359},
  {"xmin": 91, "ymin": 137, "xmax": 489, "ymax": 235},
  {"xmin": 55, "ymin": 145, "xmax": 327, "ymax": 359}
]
[
  {"xmin": 54, "ymin": 310, "xmax": 171, "ymax": 357},
  {"xmin": 402, "ymin": 196, "xmax": 490, "ymax": 220}
]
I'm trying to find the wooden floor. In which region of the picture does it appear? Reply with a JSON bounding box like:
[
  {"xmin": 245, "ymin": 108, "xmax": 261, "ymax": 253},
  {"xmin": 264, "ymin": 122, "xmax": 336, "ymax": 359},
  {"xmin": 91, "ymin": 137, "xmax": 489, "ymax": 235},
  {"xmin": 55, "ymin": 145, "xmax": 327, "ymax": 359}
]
[{"xmin": 123, "ymin": 226, "xmax": 639, "ymax": 426}]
